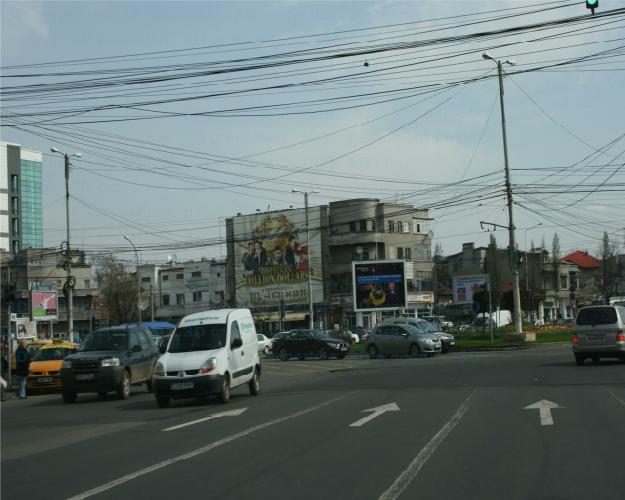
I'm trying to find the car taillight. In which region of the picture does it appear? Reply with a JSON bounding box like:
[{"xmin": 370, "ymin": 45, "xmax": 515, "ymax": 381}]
[
  {"xmin": 572, "ymin": 335, "xmax": 578, "ymax": 344},
  {"xmin": 616, "ymin": 330, "xmax": 624, "ymax": 342}
]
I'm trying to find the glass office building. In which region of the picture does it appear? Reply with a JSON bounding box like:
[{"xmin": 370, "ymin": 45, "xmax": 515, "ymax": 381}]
[{"xmin": 20, "ymin": 156, "xmax": 43, "ymax": 249}]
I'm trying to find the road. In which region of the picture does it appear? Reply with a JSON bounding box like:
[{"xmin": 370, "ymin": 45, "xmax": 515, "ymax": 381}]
[{"xmin": 2, "ymin": 345, "xmax": 625, "ymax": 500}]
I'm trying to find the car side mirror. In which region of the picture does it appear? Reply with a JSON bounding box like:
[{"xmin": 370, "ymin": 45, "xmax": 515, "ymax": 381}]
[
  {"xmin": 132, "ymin": 344, "xmax": 142, "ymax": 352},
  {"xmin": 231, "ymin": 338, "xmax": 243, "ymax": 349},
  {"xmin": 159, "ymin": 344, "xmax": 167, "ymax": 354}
]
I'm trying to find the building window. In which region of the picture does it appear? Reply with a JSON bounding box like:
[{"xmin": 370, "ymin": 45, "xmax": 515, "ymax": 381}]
[
  {"xmin": 162, "ymin": 294, "xmax": 170, "ymax": 306},
  {"xmin": 84, "ymin": 279, "xmax": 91, "ymax": 289},
  {"xmin": 397, "ymin": 221, "xmax": 403, "ymax": 233},
  {"xmin": 176, "ymin": 273, "xmax": 183, "ymax": 280},
  {"xmin": 217, "ymin": 273, "xmax": 221, "ymax": 278},
  {"xmin": 402, "ymin": 223, "xmax": 410, "ymax": 234},
  {"xmin": 413, "ymin": 218, "xmax": 425, "ymax": 234},
  {"xmin": 352, "ymin": 247, "xmax": 370, "ymax": 261},
  {"xmin": 415, "ymin": 244, "xmax": 431, "ymax": 261},
  {"xmin": 349, "ymin": 221, "xmax": 357, "ymax": 232},
  {"xmin": 415, "ymin": 271, "xmax": 433, "ymax": 291},
  {"xmin": 176, "ymin": 293, "xmax": 185, "ymax": 305},
  {"xmin": 191, "ymin": 271, "xmax": 201, "ymax": 278},
  {"xmin": 405, "ymin": 247, "xmax": 412, "ymax": 260},
  {"xmin": 11, "ymin": 197, "xmax": 19, "ymax": 213},
  {"xmin": 388, "ymin": 221, "xmax": 395, "ymax": 233},
  {"xmin": 560, "ymin": 275, "xmax": 568, "ymax": 290},
  {"xmin": 366, "ymin": 219, "xmax": 375, "ymax": 231},
  {"xmin": 141, "ymin": 277, "xmax": 151, "ymax": 283},
  {"xmin": 162, "ymin": 275, "xmax": 169, "ymax": 281},
  {"xmin": 397, "ymin": 247, "xmax": 404, "ymax": 259},
  {"xmin": 11, "ymin": 218, "xmax": 19, "ymax": 236},
  {"xmin": 11, "ymin": 175, "xmax": 19, "ymax": 193},
  {"xmin": 192, "ymin": 291, "xmax": 202, "ymax": 302}
]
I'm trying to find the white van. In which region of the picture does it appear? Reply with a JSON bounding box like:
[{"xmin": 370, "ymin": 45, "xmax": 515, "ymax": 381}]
[{"xmin": 152, "ymin": 309, "xmax": 261, "ymax": 407}]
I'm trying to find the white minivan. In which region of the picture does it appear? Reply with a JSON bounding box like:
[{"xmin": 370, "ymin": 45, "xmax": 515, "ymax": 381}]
[{"xmin": 153, "ymin": 309, "xmax": 261, "ymax": 407}]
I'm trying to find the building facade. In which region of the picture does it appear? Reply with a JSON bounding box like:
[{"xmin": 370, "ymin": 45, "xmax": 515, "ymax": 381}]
[{"xmin": 1, "ymin": 142, "xmax": 43, "ymax": 255}]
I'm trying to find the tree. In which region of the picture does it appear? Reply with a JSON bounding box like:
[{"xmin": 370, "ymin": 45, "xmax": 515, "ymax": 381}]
[
  {"xmin": 597, "ymin": 231, "xmax": 619, "ymax": 303},
  {"xmin": 93, "ymin": 253, "xmax": 138, "ymax": 325},
  {"xmin": 485, "ymin": 234, "xmax": 501, "ymax": 308},
  {"xmin": 432, "ymin": 243, "xmax": 450, "ymax": 314},
  {"xmin": 551, "ymin": 233, "xmax": 560, "ymax": 293}
]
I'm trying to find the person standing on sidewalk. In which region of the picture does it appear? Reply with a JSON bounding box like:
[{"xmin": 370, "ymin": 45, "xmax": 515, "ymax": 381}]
[{"xmin": 15, "ymin": 340, "xmax": 31, "ymax": 399}]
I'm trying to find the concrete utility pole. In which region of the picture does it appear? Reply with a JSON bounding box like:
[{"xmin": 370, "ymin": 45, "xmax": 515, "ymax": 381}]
[
  {"xmin": 124, "ymin": 235, "xmax": 142, "ymax": 323},
  {"xmin": 292, "ymin": 189, "xmax": 318, "ymax": 330},
  {"xmin": 51, "ymin": 148, "xmax": 81, "ymax": 342},
  {"xmin": 482, "ymin": 53, "xmax": 525, "ymax": 339}
]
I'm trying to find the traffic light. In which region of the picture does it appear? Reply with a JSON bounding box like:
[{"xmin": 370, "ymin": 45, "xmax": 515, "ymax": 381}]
[{"xmin": 586, "ymin": 0, "xmax": 598, "ymax": 14}]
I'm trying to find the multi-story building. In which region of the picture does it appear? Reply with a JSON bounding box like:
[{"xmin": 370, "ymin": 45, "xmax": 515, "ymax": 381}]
[
  {"xmin": 1, "ymin": 142, "xmax": 43, "ymax": 255},
  {"xmin": 137, "ymin": 258, "xmax": 229, "ymax": 323},
  {"xmin": 0, "ymin": 247, "xmax": 99, "ymax": 336}
]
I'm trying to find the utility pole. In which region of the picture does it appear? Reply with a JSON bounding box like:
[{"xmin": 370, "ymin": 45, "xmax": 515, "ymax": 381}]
[
  {"xmin": 124, "ymin": 235, "xmax": 141, "ymax": 323},
  {"xmin": 292, "ymin": 189, "xmax": 318, "ymax": 329},
  {"xmin": 51, "ymin": 148, "xmax": 81, "ymax": 342},
  {"xmin": 482, "ymin": 53, "xmax": 524, "ymax": 339}
]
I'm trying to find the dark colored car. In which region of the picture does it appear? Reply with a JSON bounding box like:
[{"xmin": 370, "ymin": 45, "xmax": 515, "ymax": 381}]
[
  {"xmin": 60, "ymin": 326, "xmax": 159, "ymax": 403},
  {"xmin": 272, "ymin": 329, "xmax": 348, "ymax": 361}
]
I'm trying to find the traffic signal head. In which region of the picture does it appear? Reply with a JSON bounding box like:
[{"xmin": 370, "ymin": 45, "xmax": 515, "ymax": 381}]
[{"xmin": 586, "ymin": 0, "xmax": 598, "ymax": 13}]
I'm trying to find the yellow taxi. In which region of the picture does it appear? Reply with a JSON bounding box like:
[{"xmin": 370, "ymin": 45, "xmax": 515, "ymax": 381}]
[
  {"xmin": 27, "ymin": 341, "xmax": 79, "ymax": 392},
  {"xmin": 11, "ymin": 338, "xmax": 53, "ymax": 371}
]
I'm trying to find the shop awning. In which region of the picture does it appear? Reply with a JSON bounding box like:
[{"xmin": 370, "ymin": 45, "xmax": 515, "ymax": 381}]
[{"xmin": 257, "ymin": 312, "xmax": 307, "ymax": 322}]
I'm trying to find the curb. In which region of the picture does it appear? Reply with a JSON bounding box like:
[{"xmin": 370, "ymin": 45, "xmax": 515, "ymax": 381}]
[{"xmin": 452, "ymin": 342, "xmax": 571, "ymax": 353}]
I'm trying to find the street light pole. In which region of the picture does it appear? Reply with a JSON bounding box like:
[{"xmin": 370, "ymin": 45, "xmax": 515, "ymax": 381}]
[
  {"xmin": 482, "ymin": 52, "xmax": 524, "ymax": 338},
  {"xmin": 293, "ymin": 189, "xmax": 318, "ymax": 329},
  {"xmin": 51, "ymin": 148, "xmax": 81, "ymax": 342},
  {"xmin": 123, "ymin": 235, "xmax": 141, "ymax": 323}
]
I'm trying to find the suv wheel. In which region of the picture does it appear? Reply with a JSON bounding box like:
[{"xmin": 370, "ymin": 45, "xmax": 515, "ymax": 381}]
[
  {"xmin": 368, "ymin": 345, "xmax": 378, "ymax": 359},
  {"xmin": 249, "ymin": 369, "xmax": 260, "ymax": 396},
  {"xmin": 319, "ymin": 347, "xmax": 329, "ymax": 360},
  {"xmin": 218, "ymin": 374, "xmax": 231, "ymax": 404},
  {"xmin": 62, "ymin": 391, "xmax": 77, "ymax": 404},
  {"xmin": 116, "ymin": 370, "xmax": 131, "ymax": 400}
]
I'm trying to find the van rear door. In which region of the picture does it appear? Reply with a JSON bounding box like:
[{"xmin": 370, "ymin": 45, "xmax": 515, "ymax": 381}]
[{"xmin": 576, "ymin": 307, "xmax": 620, "ymax": 348}]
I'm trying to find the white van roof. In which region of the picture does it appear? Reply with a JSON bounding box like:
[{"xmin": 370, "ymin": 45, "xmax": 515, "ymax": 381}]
[{"xmin": 178, "ymin": 309, "xmax": 251, "ymax": 327}]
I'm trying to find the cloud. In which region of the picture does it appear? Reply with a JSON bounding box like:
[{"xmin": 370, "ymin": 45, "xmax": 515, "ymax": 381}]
[{"xmin": 2, "ymin": 1, "xmax": 49, "ymax": 45}]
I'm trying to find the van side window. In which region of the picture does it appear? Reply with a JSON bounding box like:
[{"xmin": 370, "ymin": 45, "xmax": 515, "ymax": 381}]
[
  {"xmin": 129, "ymin": 332, "xmax": 140, "ymax": 351},
  {"xmin": 230, "ymin": 321, "xmax": 242, "ymax": 348},
  {"xmin": 138, "ymin": 331, "xmax": 152, "ymax": 352}
]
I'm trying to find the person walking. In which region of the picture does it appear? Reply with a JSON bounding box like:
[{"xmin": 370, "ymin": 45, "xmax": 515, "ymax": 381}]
[{"xmin": 15, "ymin": 340, "xmax": 31, "ymax": 399}]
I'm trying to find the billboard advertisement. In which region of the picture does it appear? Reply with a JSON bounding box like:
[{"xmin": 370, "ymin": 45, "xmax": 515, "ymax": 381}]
[
  {"xmin": 32, "ymin": 290, "xmax": 58, "ymax": 321},
  {"xmin": 232, "ymin": 208, "xmax": 323, "ymax": 309},
  {"xmin": 452, "ymin": 275, "xmax": 487, "ymax": 304},
  {"xmin": 352, "ymin": 260, "xmax": 407, "ymax": 312}
]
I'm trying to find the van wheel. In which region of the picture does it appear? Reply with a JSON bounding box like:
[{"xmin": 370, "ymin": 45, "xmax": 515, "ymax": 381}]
[
  {"xmin": 279, "ymin": 349, "xmax": 289, "ymax": 361},
  {"xmin": 319, "ymin": 348, "xmax": 329, "ymax": 360},
  {"xmin": 409, "ymin": 344, "xmax": 421, "ymax": 358},
  {"xmin": 263, "ymin": 346, "xmax": 270, "ymax": 355},
  {"xmin": 116, "ymin": 370, "xmax": 131, "ymax": 400},
  {"xmin": 575, "ymin": 354, "xmax": 585, "ymax": 366},
  {"xmin": 368, "ymin": 345, "xmax": 378, "ymax": 359},
  {"xmin": 62, "ymin": 391, "xmax": 77, "ymax": 404},
  {"xmin": 145, "ymin": 380, "xmax": 153, "ymax": 393},
  {"xmin": 249, "ymin": 369, "xmax": 260, "ymax": 396},
  {"xmin": 591, "ymin": 356, "xmax": 600, "ymax": 364},
  {"xmin": 156, "ymin": 396, "xmax": 170, "ymax": 408},
  {"xmin": 218, "ymin": 375, "xmax": 230, "ymax": 404}
]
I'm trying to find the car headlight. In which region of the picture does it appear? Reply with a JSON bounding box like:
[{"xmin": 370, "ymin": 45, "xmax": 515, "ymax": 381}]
[
  {"xmin": 100, "ymin": 357, "xmax": 120, "ymax": 367},
  {"xmin": 199, "ymin": 357, "xmax": 218, "ymax": 374},
  {"xmin": 153, "ymin": 362, "xmax": 165, "ymax": 377},
  {"xmin": 62, "ymin": 360, "xmax": 72, "ymax": 369}
]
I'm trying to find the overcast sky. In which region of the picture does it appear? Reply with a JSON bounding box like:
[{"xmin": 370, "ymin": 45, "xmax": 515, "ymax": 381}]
[{"xmin": 2, "ymin": 0, "xmax": 624, "ymax": 266}]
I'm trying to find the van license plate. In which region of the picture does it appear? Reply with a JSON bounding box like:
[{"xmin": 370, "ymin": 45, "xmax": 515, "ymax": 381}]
[
  {"xmin": 37, "ymin": 377, "xmax": 53, "ymax": 383},
  {"xmin": 76, "ymin": 374, "xmax": 94, "ymax": 380},
  {"xmin": 589, "ymin": 334, "xmax": 604, "ymax": 340},
  {"xmin": 171, "ymin": 382, "xmax": 193, "ymax": 391}
]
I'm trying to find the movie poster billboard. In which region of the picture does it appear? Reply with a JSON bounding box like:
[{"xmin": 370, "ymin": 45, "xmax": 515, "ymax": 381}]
[
  {"xmin": 233, "ymin": 208, "xmax": 324, "ymax": 308},
  {"xmin": 32, "ymin": 290, "xmax": 58, "ymax": 321},
  {"xmin": 352, "ymin": 260, "xmax": 407, "ymax": 312},
  {"xmin": 452, "ymin": 275, "xmax": 487, "ymax": 304}
]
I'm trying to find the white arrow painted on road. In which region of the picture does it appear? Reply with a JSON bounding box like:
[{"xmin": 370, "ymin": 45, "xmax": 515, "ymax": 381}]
[
  {"xmin": 349, "ymin": 402, "xmax": 400, "ymax": 427},
  {"xmin": 163, "ymin": 408, "xmax": 248, "ymax": 432},
  {"xmin": 524, "ymin": 400, "xmax": 564, "ymax": 426}
]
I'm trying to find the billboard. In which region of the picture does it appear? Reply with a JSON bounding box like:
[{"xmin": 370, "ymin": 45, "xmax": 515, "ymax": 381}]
[
  {"xmin": 32, "ymin": 290, "xmax": 58, "ymax": 320},
  {"xmin": 232, "ymin": 208, "xmax": 324, "ymax": 309},
  {"xmin": 352, "ymin": 260, "xmax": 407, "ymax": 312},
  {"xmin": 452, "ymin": 275, "xmax": 487, "ymax": 304}
]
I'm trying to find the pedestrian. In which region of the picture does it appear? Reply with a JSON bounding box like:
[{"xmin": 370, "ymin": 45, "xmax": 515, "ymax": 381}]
[
  {"xmin": 0, "ymin": 375, "xmax": 7, "ymax": 402},
  {"xmin": 15, "ymin": 340, "xmax": 31, "ymax": 400}
]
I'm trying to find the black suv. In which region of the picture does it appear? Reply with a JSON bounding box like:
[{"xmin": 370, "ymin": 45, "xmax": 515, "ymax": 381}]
[
  {"xmin": 272, "ymin": 329, "xmax": 348, "ymax": 361},
  {"xmin": 60, "ymin": 326, "xmax": 159, "ymax": 403}
]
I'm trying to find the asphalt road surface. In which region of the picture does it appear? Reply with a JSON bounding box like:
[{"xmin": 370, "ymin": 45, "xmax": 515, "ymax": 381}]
[{"xmin": 2, "ymin": 345, "xmax": 625, "ymax": 500}]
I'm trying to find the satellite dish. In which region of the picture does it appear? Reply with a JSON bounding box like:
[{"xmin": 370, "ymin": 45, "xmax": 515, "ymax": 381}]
[{"xmin": 428, "ymin": 230, "xmax": 435, "ymax": 238}]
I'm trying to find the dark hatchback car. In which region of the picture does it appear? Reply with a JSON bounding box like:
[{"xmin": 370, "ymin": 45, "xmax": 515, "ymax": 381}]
[
  {"xmin": 272, "ymin": 329, "xmax": 348, "ymax": 361},
  {"xmin": 60, "ymin": 326, "xmax": 159, "ymax": 403}
]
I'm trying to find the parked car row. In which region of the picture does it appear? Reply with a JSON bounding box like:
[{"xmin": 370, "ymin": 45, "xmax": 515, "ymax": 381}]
[{"xmin": 272, "ymin": 329, "xmax": 348, "ymax": 361}]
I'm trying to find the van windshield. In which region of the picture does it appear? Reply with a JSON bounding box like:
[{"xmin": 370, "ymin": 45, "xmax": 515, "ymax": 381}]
[
  {"xmin": 168, "ymin": 324, "xmax": 227, "ymax": 353},
  {"xmin": 81, "ymin": 332, "xmax": 128, "ymax": 352},
  {"xmin": 577, "ymin": 307, "xmax": 617, "ymax": 325}
]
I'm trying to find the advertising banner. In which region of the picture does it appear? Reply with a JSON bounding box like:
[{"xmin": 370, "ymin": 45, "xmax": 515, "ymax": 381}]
[
  {"xmin": 232, "ymin": 209, "xmax": 324, "ymax": 309},
  {"xmin": 32, "ymin": 290, "xmax": 58, "ymax": 321},
  {"xmin": 452, "ymin": 275, "xmax": 487, "ymax": 304},
  {"xmin": 352, "ymin": 260, "xmax": 407, "ymax": 311},
  {"xmin": 15, "ymin": 318, "xmax": 36, "ymax": 339}
]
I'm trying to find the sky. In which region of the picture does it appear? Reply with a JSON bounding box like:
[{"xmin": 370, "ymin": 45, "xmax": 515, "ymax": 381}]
[{"xmin": 2, "ymin": 0, "xmax": 624, "ymax": 266}]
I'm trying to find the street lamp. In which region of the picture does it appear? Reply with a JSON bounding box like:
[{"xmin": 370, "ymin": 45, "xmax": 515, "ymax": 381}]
[
  {"xmin": 292, "ymin": 189, "xmax": 318, "ymax": 330},
  {"xmin": 123, "ymin": 235, "xmax": 141, "ymax": 323},
  {"xmin": 50, "ymin": 148, "xmax": 82, "ymax": 342},
  {"xmin": 482, "ymin": 52, "xmax": 525, "ymax": 338},
  {"xmin": 524, "ymin": 223, "xmax": 543, "ymax": 321}
]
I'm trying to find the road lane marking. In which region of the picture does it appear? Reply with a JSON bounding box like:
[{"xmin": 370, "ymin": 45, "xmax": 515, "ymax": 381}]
[
  {"xmin": 162, "ymin": 408, "xmax": 248, "ymax": 432},
  {"xmin": 605, "ymin": 387, "xmax": 625, "ymax": 407},
  {"xmin": 524, "ymin": 400, "xmax": 564, "ymax": 426},
  {"xmin": 349, "ymin": 403, "xmax": 400, "ymax": 427},
  {"xmin": 66, "ymin": 394, "xmax": 349, "ymax": 500},
  {"xmin": 378, "ymin": 390, "xmax": 475, "ymax": 500}
]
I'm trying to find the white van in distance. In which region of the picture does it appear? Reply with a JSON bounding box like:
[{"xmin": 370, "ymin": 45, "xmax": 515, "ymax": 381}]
[{"xmin": 153, "ymin": 309, "xmax": 261, "ymax": 407}]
